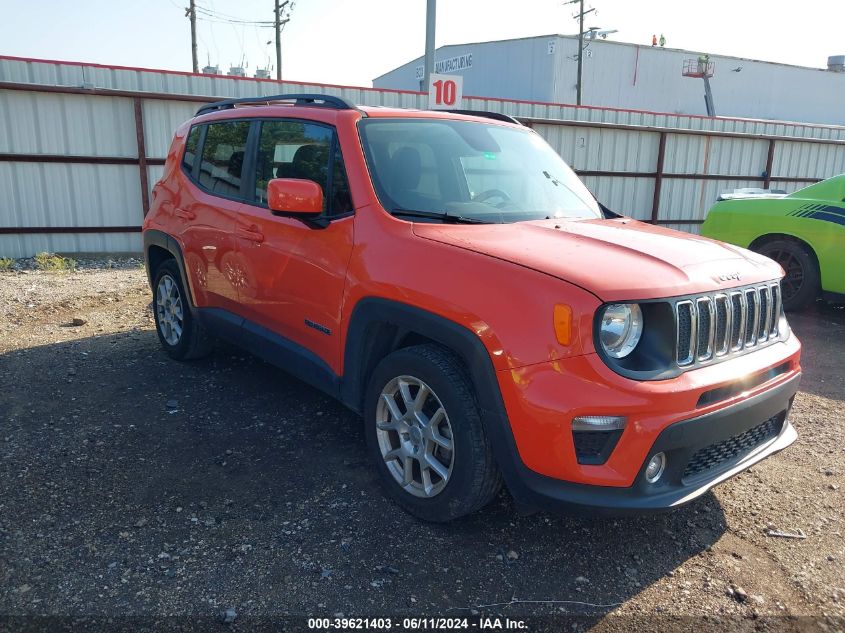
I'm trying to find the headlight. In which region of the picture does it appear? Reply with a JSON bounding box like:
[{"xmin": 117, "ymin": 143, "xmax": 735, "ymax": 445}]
[{"xmin": 599, "ymin": 303, "xmax": 643, "ymax": 358}]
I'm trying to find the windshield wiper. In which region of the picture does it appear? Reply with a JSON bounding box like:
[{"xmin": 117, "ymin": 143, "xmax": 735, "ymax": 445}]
[{"xmin": 391, "ymin": 208, "xmax": 491, "ymax": 224}]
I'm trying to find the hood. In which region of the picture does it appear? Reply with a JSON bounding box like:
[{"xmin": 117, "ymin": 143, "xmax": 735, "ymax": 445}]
[{"xmin": 413, "ymin": 217, "xmax": 781, "ymax": 302}]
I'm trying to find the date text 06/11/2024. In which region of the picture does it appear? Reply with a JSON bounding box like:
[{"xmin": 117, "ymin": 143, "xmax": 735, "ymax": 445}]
[{"xmin": 307, "ymin": 617, "xmax": 528, "ymax": 630}]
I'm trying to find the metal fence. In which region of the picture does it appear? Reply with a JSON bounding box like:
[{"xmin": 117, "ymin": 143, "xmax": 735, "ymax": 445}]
[{"xmin": 2, "ymin": 56, "xmax": 845, "ymax": 257}]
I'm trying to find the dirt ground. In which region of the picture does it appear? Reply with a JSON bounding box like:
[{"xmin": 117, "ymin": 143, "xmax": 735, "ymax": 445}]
[{"xmin": 0, "ymin": 262, "xmax": 843, "ymax": 631}]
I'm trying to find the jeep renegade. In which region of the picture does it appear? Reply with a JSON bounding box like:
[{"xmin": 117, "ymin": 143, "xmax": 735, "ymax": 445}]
[{"xmin": 143, "ymin": 94, "xmax": 801, "ymax": 522}]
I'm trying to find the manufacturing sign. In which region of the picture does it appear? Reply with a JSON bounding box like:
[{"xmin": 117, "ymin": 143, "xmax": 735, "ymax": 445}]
[{"xmin": 415, "ymin": 53, "xmax": 473, "ymax": 80}]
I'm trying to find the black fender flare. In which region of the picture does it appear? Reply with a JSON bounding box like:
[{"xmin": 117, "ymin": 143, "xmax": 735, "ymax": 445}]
[
  {"xmin": 143, "ymin": 229, "xmax": 198, "ymax": 315},
  {"xmin": 341, "ymin": 297, "xmax": 528, "ymax": 495}
]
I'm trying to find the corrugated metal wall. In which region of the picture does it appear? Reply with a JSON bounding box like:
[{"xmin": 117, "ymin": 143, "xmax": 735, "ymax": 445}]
[{"xmin": 2, "ymin": 56, "xmax": 845, "ymax": 256}]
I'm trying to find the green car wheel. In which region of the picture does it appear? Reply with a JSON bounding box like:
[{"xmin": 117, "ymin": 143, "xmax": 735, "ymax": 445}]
[{"xmin": 756, "ymin": 239, "xmax": 820, "ymax": 311}]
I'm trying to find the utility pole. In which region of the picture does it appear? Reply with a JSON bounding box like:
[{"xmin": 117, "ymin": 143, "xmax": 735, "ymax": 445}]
[
  {"xmin": 423, "ymin": 0, "xmax": 436, "ymax": 91},
  {"xmin": 274, "ymin": 0, "xmax": 283, "ymax": 81},
  {"xmin": 575, "ymin": 0, "xmax": 584, "ymax": 105},
  {"xmin": 186, "ymin": 0, "xmax": 198, "ymax": 73},
  {"xmin": 565, "ymin": 0, "xmax": 595, "ymax": 106},
  {"xmin": 274, "ymin": 0, "xmax": 290, "ymax": 81}
]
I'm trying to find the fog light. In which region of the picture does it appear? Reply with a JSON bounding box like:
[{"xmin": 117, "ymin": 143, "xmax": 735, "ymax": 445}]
[{"xmin": 645, "ymin": 452, "xmax": 666, "ymax": 483}]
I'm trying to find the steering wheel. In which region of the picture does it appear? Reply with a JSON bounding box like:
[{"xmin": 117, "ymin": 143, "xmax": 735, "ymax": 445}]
[{"xmin": 473, "ymin": 189, "xmax": 512, "ymax": 205}]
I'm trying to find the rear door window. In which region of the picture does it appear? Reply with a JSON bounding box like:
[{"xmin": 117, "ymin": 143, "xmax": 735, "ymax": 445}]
[
  {"xmin": 255, "ymin": 120, "xmax": 332, "ymax": 208},
  {"xmin": 197, "ymin": 121, "xmax": 251, "ymax": 198}
]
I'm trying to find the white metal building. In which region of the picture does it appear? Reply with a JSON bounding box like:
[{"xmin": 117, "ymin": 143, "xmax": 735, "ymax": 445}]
[{"xmin": 374, "ymin": 35, "xmax": 845, "ymax": 126}]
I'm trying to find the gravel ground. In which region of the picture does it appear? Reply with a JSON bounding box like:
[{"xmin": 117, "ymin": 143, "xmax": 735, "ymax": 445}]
[{"xmin": 0, "ymin": 261, "xmax": 843, "ymax": 631}]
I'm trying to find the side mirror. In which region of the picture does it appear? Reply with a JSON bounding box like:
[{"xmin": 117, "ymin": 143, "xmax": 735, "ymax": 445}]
[{"xmin": 267, "ymin": 178, "xmax": 324, "ymax": 216}]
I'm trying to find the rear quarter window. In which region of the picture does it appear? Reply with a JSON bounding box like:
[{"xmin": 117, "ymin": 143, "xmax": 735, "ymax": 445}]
[{"xmin": 182, "ymin": 126, "xmax": 201, "ymax": 172}]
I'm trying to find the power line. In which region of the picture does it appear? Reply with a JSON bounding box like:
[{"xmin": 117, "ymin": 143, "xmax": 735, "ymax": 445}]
[
  {"xmin": 194, "ymin": 3, "xmax": 261, "ymax": 22},
  {"xmin": 195, "ymin": 15, "xmax": 275, "ymax": 26},
  {"xmin": 193, "ymin": 4, "xmax": 274, "ymax": 25},
  {"xmin": 181, "ymin": 1, "xmax": 294, "ymax": 76}
]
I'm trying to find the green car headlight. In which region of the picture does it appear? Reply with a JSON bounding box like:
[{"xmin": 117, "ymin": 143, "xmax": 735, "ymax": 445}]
[{"xmin": 599, "ymin": 303, "xmax": 643, "ymax": 359}]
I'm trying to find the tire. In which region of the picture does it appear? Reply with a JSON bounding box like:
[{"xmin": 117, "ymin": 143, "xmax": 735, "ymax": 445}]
[
  {"xmin": 151, "ymin": 259, "xmax": 213, "ymax": 360},
  {"xmin": 364, "ymin": 344, "xmax": 502, "ymax": 522},
  {"xmin": 755, "ymin": 239, "xmax": 820, "ymax": 311}
]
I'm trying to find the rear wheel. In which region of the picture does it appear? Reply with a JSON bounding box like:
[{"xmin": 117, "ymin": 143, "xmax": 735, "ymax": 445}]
[
  {"xmin": 756, "ymin": 239, "xmax": 819, "ymax": 311},
  {"xmin": 152, "ymin": 259, "xmax": 213, "ymax": 360},
  {"xmin": 364, "ymin": 344, "xmax": 502, "ymax": 522}
]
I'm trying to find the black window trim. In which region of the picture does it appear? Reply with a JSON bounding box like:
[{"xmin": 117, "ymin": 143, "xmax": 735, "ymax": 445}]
[
  {"xmin": 180, "ymin": 116, "xmax": 355, "ymax": 222},
  {"xmin": 245, "ymin": 116, "xmax": 355, "ymax": 222},
  {"xmin": 181, "ymin": 118, "xmax": 253, "ymax": 206}
]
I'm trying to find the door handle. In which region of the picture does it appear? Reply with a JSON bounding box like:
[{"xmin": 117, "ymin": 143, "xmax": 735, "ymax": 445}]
[
  {"xmin": 236, "ymin": 225, "xmax": 264, "ymax": 243},
  {"xmin": 174, "ymin": 208, "xmax": 196, "ymax": 220}
]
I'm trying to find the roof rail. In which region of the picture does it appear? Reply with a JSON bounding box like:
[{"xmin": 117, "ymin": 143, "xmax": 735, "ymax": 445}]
[
  {"xmin": 444, "ymin": 110, "xmax": 523, "ymax": 125},
  {"xmin": 196, "ymin": 93, "xmax": 358, "ymax": 117}
]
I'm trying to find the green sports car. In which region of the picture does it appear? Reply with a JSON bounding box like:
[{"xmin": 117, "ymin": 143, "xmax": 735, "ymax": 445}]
[{"xmin": 701, "ymin": 174, "xmax": 845, "ymax": 310}]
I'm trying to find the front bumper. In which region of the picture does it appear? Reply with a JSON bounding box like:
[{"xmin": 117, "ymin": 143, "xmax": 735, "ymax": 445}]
[{"xmin": 500, "ymin": 371, "xmax": 799, "ymax": 513}]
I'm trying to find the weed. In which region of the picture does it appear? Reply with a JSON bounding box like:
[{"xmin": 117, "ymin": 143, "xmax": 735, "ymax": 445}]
[{"xmin": 34, "ymin": 252, "xmax": 77, "ymax": 272}]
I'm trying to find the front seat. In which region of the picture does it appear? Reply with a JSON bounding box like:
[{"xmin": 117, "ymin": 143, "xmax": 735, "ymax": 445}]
[
  {"xmin": 291, "ymin": 144, "xmax": 329, "ymax": 185},
  {"xmin": 388, "ymin": 146, "xmax": 430, "ymax": 210}
]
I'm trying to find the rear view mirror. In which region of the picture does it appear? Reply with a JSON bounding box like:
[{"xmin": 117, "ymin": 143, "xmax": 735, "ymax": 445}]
[{"xmin": 267, "ymin": 178, "xmax": 324, "ymax": 215}]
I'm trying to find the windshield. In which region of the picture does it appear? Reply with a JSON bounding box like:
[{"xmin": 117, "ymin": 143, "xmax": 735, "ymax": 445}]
[{"xmin": 358, "ymin": 118, "xmax": 602, "ymax": 223}]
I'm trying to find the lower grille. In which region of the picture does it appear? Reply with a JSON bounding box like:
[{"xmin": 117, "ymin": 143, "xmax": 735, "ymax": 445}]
[
  {"xmin": 573, "ymin": 430, "xmax": 623, "ymax": 465},
  {"xmin": 682, "ymin": 414, "xmax": 783, "ymax": 481}
]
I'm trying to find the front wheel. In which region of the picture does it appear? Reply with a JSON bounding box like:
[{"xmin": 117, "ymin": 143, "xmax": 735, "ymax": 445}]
[
  {"xmin": 756, "ymin": 239, "xmax": 819, "ymax": 311},
  {"xmin": 364, "ymin": 344, "xmax": 502, "ymax": 522}
]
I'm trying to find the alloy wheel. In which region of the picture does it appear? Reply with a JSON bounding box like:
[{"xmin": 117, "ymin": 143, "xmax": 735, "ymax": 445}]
[
  {"xmin": 155, "ymin": 274, "xmax": 184, "ymax": 346},
  {"xmin": 375, "ymin": 375, "xmax": 455, "ymax": 498}
]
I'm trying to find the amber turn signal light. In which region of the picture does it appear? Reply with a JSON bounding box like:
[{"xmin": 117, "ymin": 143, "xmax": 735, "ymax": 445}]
[{"xmin": 554, "ymin": 304, "xmax": 573, "ymax": 345}]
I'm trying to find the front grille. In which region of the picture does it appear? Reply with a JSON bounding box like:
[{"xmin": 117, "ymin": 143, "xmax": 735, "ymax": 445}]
[
  {"xmin": 682, "ymin": 414, "xmax": 783, "ymax": 481},
  {"xmin": 729, "ymin": 292, "xmax": 743, "ymax": 350},
  {"xmin": 696, "ymin": 297, "xmax": 714, "ymax": 361},
  {"xmin": 745, "ymin": 288, "xmax": 758, "ymax": 347},
  {"xmin": 713, "ymin": 294, "xmax": 729, "ymax": 356},
  {"xmin": 676, "ymin": 282, "xmax": 782, "ymax": 368},
  {"xmin": 758, "ymin": 286, "xmax": 770, "ymax": 342},
  {"xmin": 677, "ymin": 302, "xmax": 694, "ymax": 364}
]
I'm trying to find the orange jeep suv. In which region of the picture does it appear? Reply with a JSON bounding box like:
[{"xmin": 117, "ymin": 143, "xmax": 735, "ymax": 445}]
[{"xmin": 143, "ymin": 94, "xmax": 801, "ymax": 522}]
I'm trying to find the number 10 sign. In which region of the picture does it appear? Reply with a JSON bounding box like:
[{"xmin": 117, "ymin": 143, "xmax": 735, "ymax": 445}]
[{"xmin": 428, "ymin": 73, "xmax": 463, "ymax": 110}]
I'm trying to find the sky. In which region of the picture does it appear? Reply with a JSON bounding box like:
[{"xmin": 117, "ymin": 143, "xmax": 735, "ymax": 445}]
[{"xmin": 0, "ymin": 0, "xmax": 843, "ymax": 87}]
